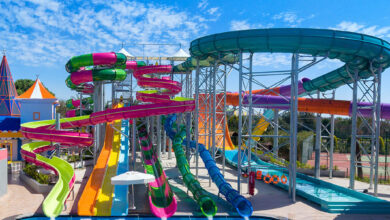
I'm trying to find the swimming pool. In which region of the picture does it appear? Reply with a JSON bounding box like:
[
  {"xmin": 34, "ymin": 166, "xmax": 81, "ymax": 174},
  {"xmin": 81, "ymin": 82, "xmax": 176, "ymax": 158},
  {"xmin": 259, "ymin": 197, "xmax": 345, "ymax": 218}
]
[{"xmin": 18, "ymin": 215, "xmax": 277, "ymax": 220}]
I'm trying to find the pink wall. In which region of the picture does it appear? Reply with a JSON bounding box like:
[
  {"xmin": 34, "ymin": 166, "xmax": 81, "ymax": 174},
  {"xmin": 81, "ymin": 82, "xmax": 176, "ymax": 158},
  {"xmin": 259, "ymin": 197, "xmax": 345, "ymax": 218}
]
[{"xmin": 0, "ymin": 148, "xmax": 7, "ymax": 160}]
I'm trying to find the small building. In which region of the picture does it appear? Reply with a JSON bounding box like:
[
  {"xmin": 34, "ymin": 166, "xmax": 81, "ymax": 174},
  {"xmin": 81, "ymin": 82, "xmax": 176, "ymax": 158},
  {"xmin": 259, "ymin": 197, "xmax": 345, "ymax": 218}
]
[
  {"xmin": 17, "ymin": 78, "xmax": 57, "ymax": 124},
  {"xmin": 0, "ymin": 55, "xmax": 23, "ymax": 163}
]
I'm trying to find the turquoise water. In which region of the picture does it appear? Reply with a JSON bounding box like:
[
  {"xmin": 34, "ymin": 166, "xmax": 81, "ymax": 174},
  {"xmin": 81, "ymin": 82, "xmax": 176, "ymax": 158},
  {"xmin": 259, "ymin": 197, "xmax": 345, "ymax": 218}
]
[
  {"xmin": 224, "ymin": 149, "xmax": 390, "ymax": 213},
  {"xmin": 19, "ymin": 216, "xmax": 274, "ymax": 220}
]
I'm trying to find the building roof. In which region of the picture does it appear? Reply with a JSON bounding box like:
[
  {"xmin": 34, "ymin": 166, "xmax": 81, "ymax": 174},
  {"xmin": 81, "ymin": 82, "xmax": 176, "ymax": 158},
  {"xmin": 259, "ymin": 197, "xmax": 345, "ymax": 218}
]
[
  {"xmin": 118, "ymin": 48, "xmax": 134, "ymax": 58},
  {"xmin": 0, "ymin": 55, "xmax": 20, "ymax": 116},
  {"xmin": 172, "ymin": 48, "xmax": 190, "ymax": 58},
  {"xmin": 18, "ymin": 78, "xmax": 56, "ymax": 99}
]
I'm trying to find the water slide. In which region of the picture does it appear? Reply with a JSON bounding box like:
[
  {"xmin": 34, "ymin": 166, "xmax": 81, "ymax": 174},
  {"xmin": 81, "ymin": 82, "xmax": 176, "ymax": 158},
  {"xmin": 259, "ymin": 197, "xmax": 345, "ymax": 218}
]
[
  {"xmin": 162, "ymin": 115, "xmax": 217, "ymax": 217},
  {"xmin": 20, "ymin": 141, "xmax": 74, "ymax": 217},
  {"xmin": 20, "ymin": 52, "xmax": 194, "ymax": 217},
  {"xmin": 95, "ymin": 120, "xmax": 122, "ymax": 215},
  {"xmin": 78, "ymin": 122, "xmax": 114, "ymax": 215},
  {"xmin": 164, "ymin": 114, "xmax": 253, "ymax": 217},
  {"xmin": 66, "ymin": 97, "xmax": 94, "ymax": 117},
  {"xmin": 138, "ymin": 125, "xmax": 177, "ymax": 218},
  {"xmin": 173, "ymin": 28, "xmax": 390, "ymax": 213},
  {"xmin": 111, "ymin": 119, "xmax": 130, "ymax": 216}
]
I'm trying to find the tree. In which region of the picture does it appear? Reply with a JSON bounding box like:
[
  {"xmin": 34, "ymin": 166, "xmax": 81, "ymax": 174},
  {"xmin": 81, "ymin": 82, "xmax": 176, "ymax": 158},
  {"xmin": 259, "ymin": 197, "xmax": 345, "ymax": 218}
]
[
  {"xmin": 56, "ymin": 100, "xmax": 68, "ymax": 118},
  {"xmin": 15, "ymin": 79, "xmax": 55, "ymax": 96}
]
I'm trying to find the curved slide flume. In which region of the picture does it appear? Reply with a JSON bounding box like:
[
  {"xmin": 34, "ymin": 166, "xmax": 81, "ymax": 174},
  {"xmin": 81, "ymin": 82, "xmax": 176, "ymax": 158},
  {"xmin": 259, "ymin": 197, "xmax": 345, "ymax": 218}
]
[
  {"xmin": 175, "ymin": 28, "xmax": 390, "ymax": 93},
  {"xmin": 162, "ymin": 115, "xmax": 217, "ymax": 217},
  {"xmin": 20, "ymin": 52, "xmax": 194, "ymax": 217},
  {"xmin": 132, "ymin": 64, "xmax": 198, "ymax": 218},
  {"xmin": 138, "ymin": 125, "xmax": 177, "ymax": 218},
  {"xmin": 164, "ymin": 114, "xmax": 253, "ymax": 218}
]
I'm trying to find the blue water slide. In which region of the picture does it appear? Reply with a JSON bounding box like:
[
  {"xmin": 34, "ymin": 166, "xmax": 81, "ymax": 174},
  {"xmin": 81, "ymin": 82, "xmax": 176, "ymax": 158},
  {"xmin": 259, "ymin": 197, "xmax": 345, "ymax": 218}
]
[
  {"xmin": 111, "ymin": 119, "xmax": 129, "ymax": 215},
  {"xmin": 164, "ymin": 114, "xmax": 253, "ymax": 217}
]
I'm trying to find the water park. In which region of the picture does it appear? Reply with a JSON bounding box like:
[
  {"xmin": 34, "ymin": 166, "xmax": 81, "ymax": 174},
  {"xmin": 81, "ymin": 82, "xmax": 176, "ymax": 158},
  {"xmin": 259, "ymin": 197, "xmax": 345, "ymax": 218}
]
[{"xmin": 2, "ymin": 3, "xmax": 390, "ymax": 220}]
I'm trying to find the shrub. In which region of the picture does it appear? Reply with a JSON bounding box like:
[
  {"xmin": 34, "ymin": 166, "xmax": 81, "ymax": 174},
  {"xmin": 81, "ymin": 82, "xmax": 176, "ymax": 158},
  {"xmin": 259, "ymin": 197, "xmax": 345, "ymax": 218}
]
[
  {"xmin": 320, "ymin": 164, "xmax": 328, "ymax": 170},
  {"xmin": 23, "ymin": 163, "xmax": 50, "ymax": 184}
]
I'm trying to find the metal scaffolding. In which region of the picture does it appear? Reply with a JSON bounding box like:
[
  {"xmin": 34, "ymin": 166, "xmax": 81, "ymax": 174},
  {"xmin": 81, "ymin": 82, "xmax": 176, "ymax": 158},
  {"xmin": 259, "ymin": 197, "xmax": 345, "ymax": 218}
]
[{"xmin": 348, "ymin": 64, "xmax": 382, "ymax": 196}]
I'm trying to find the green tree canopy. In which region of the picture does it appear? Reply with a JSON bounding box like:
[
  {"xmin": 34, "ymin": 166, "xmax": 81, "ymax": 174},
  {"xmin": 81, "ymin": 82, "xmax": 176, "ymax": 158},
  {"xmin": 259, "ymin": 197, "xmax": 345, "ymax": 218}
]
[{"xmin": 15, "ymin": 79, "xmax": 55, "ymax": 96}]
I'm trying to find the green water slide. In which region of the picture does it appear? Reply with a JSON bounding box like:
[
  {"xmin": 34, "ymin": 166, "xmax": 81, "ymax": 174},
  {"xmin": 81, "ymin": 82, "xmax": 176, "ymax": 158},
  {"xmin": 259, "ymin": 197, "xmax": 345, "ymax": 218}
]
[
  {"xmin": 162, "ymin": 116, "xmax": 217, "ymax": 217},
  {"xmin": 21, "ymin": 142, "xmax": 75, "ymax": 217},
  {"xmin": 175, "ymin": 28, "xmax": 390, "ymax": 91}
]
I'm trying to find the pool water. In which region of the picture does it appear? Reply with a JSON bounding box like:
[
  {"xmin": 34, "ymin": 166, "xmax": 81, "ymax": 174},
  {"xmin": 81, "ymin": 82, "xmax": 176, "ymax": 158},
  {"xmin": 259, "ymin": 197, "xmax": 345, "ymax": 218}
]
[
  {"xmin": 224, "ymin": 149, "xmax": 390, "ymax": 213},
  {"xmin": 19, "ymin": 215, "xmax": 275, "ymax": 220}
]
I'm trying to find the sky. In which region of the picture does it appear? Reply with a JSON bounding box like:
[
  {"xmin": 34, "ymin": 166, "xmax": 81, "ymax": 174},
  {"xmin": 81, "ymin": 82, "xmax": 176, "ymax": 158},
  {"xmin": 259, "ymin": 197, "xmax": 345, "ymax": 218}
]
[{"xmin": 1, "ymin": 0, "xmax": 390, "ymax": 102}]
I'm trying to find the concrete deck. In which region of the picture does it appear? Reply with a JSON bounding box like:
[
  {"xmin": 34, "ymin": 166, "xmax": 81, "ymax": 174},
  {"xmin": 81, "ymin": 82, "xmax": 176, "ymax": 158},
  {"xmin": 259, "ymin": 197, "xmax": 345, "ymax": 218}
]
[{"xmin": 2, "ymin": 152, "xmax": 390, "ymax": 219}]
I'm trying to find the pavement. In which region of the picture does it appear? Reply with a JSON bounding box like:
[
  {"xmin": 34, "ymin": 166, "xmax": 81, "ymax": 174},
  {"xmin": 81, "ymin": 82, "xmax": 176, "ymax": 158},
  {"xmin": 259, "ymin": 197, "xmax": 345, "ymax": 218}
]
[{"xmin": 2, "ymin": 151, "xmax": 390, "ymax": 220}]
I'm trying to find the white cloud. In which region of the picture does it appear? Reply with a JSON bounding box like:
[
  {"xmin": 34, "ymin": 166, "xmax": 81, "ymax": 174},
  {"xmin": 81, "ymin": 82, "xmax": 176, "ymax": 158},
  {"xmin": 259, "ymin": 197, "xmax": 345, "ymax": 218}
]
[
  {"xmin": 332, "ymin": 21, "xmax": 390, "ymax": 38},
  {"xmin": 26, "ymin": 0, "xmax": 60, "ymax": 12},
  {"xmin": 0, "ymin": 0, "xmax": 212, "ymax": 66},
  {"xmin": 272, "ymin": 11, "xmax": 312, "ymax": 27},
  {"xmin": 230, "ymin": 20, "xmax": 273, "ymax": 31},
  {"xmin": 197, "ymin": 0, "xmax": 208, "ymax": 10},
  {"xmin": 252, "ymin": 53, "xmax": 291, "ymax": 67},
  {"xmin": 208, "ymin": 7, "xmax": 219, "ymax": 15}
]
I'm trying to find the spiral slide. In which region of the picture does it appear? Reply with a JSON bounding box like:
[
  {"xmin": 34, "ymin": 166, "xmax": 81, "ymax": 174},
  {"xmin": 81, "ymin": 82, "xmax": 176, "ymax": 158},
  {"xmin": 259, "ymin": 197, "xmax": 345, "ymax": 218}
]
[
  {"xmin": 20, "ymin": 52, "xmax": 194, "ymax": 217},
  {"xmin": 164, "ymin": 114, "xmax": 253, "ymax": 217},
  {"xmin": 132, "ymin": 64, "xmax": 200, "ymax": 218},
  {"xmin": 66, "ymin": 97, "xmax": 93, "ymax": 117},
  {"xmin": 162, "ymin": 115, "xmax": 217, "ymax": 217}
]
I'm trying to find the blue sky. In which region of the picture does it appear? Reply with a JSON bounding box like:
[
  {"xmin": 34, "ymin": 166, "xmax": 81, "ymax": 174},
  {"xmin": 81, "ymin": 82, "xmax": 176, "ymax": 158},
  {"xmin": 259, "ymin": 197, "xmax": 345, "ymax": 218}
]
[{"xmin": 1, "ymin": 0, "xmax": 390, "ymax": 102}]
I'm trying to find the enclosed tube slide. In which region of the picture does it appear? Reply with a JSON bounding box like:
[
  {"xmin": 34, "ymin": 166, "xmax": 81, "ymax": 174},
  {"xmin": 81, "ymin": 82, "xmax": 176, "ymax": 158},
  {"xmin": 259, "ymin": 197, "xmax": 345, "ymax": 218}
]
[
  {"xmin": 175, "ymin": 28, "xmax": 390, "ymax": 93},
  {"xmin": 162, "ymin": 115, "xmax": 217, "ymax": 217},
  {"xmin": 130, "ymin": 64, "xmax": 199, "ymax": 218},
  {"xmin": 64, "ymin": 52, "xmax": 145, "ymax": 93},
  {"xmin": 21, "ymin": 52, "xmax": 194, "ymax": 217},
  {"xmin": 164, "ymin": 114, "xmax": 253, "ymax": 218},
  {"xmin": 225, "ymin": 93, "xmax": 390, "ymax": 119},
  {"xmin": 66, "ymin": 97, "xmax": 93, "ymax": 109},
  {"xmin": 66, "ymin": 97, "xmax": 94, "ymax": 117},
  {"xmin": 138, "ymin": 125, "xmax": 177, "ymax": 218}
]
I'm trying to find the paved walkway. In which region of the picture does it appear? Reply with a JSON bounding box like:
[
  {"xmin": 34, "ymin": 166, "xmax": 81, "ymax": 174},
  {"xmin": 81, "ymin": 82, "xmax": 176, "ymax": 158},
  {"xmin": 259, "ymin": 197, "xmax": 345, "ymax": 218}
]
[
  {"xmin": 2, "ymin": 153, "xmax": 390, "ymax": 219},
  {"xmin": 0, "ymin": 165, "xmax": 92, "ymax": 219}
]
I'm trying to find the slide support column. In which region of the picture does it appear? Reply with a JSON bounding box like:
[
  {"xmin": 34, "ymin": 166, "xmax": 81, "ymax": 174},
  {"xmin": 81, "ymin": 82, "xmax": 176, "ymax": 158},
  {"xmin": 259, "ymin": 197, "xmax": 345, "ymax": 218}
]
[
  {"xmin": 247, "ymin": 52, "xmax": 254, "ymax": 195},
  {"xmin": 349, "ymin": 69, "xmax": 359, "ymax": 189},
  {"xmin": 195, "ymin": 59, "xmax": 200, "ymax": 179},
  {"xmin": 374, "ymin": 67, "xmax": 382, "ymax": 196},
  {"xmin": 273, "ymin": 109, "xmax": 279, "ymax": 155},
  {"xmin": 289, "ymin": 53, "xmax": 299, "ymax": 202},
  {"xmin": 237, "ymin": 50, "xmax": 243, "ymax": 194},
  {"xmin": 314, "ymin": 91, "xmax": 322, "ymax": 179},
  {"xmin": 329, "ymin": 90, "xmax": 336, "ymax": 179}
]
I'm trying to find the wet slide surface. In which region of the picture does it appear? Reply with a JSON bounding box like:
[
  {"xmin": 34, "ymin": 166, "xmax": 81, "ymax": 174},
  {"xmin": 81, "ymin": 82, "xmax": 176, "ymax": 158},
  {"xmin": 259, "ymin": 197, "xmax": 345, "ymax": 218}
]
[
  {"xmin": 111, "ymin": 119, "xmax": 130, "ymax": 216},
  {"xmin": 95, "ymin": 120, "xmax": 122, "ymax": 216},
  {"xmin": 78, "ymin": 123, "xmax": 114, "ymax": 216},
  {"xmin": 21, "ymin": 141, "xmax": 74, "ymax": 217}
]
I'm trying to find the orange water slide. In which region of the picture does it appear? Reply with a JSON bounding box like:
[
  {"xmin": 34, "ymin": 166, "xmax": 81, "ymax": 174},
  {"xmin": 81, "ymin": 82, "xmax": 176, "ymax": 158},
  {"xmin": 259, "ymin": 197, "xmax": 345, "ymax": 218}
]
[
  {"xmin": 225, "ymin": 93, "xmax": 351, "ymax": 116},
  {"xmin": 198, "ymin": 91, "xmax": 352, "ymax": 151},
  {"xmin": 198, "ymin": 94, "xmax": 235, "ymax": 150},
  {"xmin": 78, "ymin": 123, "xmax": 114, "ymax": 215}
]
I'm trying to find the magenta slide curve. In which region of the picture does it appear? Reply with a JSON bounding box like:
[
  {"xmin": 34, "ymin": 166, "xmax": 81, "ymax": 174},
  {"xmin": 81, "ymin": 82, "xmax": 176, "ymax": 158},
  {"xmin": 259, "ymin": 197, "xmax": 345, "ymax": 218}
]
[
  {"xmin": 20, "ymin": 52, "xmax": 194, "ymax": 218},
  {"xmin": 132, "ymin": 64, "xmax": 189, "ymax": 218}
]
